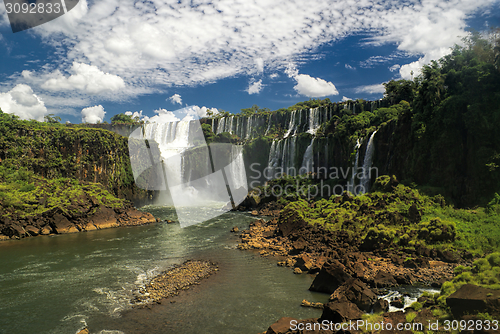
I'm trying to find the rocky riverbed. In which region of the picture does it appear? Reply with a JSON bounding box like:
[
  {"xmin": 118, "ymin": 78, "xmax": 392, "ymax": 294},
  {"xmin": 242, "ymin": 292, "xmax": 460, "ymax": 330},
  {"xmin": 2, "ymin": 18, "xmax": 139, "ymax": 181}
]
[{"xmin": 132, "ymin": 260, "xmax": 219, "ymax": 306}]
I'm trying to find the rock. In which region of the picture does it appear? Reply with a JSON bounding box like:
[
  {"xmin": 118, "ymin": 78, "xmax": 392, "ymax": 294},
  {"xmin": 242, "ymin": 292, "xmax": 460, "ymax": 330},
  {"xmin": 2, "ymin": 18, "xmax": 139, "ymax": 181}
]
[
  {"xmin": 52, "ymin": 213, "xmax": 79, "ymax": 233},
  {"xmin": 294, "ymin": 254, "xmax": 314, "ymax": 272},
  {"xmin": 301, "ymin": 299, "xmax": 324, "ymax": 309},
  {"xmin": 251, "ymin": 210, "xmax": 259, "ymax": 216},
  {"xmin": 390, "ymin": 298, "xmax": 404, "ymax": 308},
  {"xmin": 91, "ymin": 206, "xmax": 119, "ymax": 229},
  {"xmin": 293, "ymin": 267, "xmax": 302, "ymax": 274},
  {"xmin": 373, "ymin": 271, "xmax": 397, "ymax": 288},
  {"xmin": 24, "ymin": 225, "xmax": 39, "ymax": 236},
  {"xmin": 319, "ymin": 301, "xmax": 363, "ymax": 323},
  {"xmin": 309, "ymin": 259, "xmax": 352, "ymax": 294},
  {"xmin": 76, "ymin": 328, "xmax": 89, "ymax": 334},
  {"xmin": 230, "ymin": 226, "xmax": 239, "ymax": 233},
  {"xmin": 439, "ymin": 250, "xmax": 460, "ymax": 263},
  {"xmin": 447, "ymin": 284, "xmax": 500, "ymax": 318},
  {"xmin": 404, "ymin": 257, "xmax": 430, "ymax": 269},
  {"xmin": 408, "ymin": 203, "xmax": 421, "ymax": 223},
  {"xmin": 266, "ymin": 317, "xmax": 298, "ymax": 334},
  {"xmin": 372, "ymin": 298, "xmax": 389, "ymax": 313},
  {"xmin": 278, "ymin": 207, "xmax": 308, "ymax": 237},
  {"xmin": 329, "ymin": 278, "xmax": 377, "ymax": 312}
]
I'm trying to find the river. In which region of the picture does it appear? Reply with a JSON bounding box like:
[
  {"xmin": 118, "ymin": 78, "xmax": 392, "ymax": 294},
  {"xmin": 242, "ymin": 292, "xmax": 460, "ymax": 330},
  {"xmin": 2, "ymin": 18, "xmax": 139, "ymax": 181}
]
[{"xmin": 0, "ymin": 206, "xmax": 328, "ymax": 334}]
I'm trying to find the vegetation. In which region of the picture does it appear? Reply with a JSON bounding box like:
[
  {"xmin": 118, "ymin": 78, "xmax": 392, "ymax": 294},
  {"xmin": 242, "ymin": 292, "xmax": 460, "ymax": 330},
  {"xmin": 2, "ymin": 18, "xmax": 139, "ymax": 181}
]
[{"xmin": 110, "ymin": 113, "xmax": 142, "ymax": 124}]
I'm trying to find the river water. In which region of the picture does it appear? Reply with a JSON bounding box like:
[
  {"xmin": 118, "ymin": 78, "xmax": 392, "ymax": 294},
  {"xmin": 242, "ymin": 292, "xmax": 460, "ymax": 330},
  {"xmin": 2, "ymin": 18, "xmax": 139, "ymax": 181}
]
[{"xmin": 0, "ymin": 207, "xmax": 328, "ymax": 334}]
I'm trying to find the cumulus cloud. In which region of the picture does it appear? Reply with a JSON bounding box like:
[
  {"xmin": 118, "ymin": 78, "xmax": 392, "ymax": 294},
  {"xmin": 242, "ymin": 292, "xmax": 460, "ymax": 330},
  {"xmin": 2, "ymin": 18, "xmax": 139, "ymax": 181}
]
[
  {"xmin": 41, "ymin": 62, "xmax": 125, "ymax": 94},
  {"xmin": 354, "ymin": 83, "xmax": 386, "ymax": 95},
  {"xmin": 0, "ymin": 84, "xmax": 48, "ymax": 121},
  {"xmin": 81, "ymin": 105, "xmax": 106, "ymax": 123},
  {"xmin": 246, "ymin": 80, "xmax": 263, "ymax": 95},
  {"xmin": 286, "ymin": 63, "xmax": 338, "ymax": 97},
  {"xmin": 168, "ymin": 94, "xmax": 182, "ymax": 105}
]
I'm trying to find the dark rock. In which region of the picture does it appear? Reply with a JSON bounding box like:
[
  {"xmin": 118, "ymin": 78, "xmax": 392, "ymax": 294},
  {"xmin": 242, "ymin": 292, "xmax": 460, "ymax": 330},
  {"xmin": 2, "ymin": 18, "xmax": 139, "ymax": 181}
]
[
  {"xmin": 390, "ymin": 298, "xmax": 404, "ymax": 308},
  {"xmin": 319, "ymin": 301, "xmax": 363, "ymax": 323},
  {"xmin": 404, "ymin": 257, "xmax": 430, "ymax": 269},
  {"xmin": 266, "ymin": 317, "xmax": 298, "ymax": 334},
  {"xmin": 439, "ymin": 250, "xmax": 460, "ymax": 263},
  {"xmin": 330, "ymin": 278, "xmax": 377, "ymax": 312},
  {"xmin": 294, "ymin": 255, "xmax": 314, "ymax": 272},
  {"xmin": 278, "ymin": 210, "xmax": 307, "ymax": 238},
  {"xmin": 447, "ymin": 284, "xmax": 500, "ymax": 318},
  {"xmin": 372, "ymin": 298, "xmax": 389, "ymax": 313},
  {"xmin": 52, "ymin": 213, "xmax": 79, "ymax": 233},
  {"xmin": 309, "ymin": 260, "xmax": 352, "ymax": 294},
  {"xmin": 373, "ymin": 271, "xmax": 397, "ymax": 288},
  {"xmin": 395, "ymin": 273, "xmax": 415, "ymax": 285},
  {"xmin": 408, "ymin": 203, "xmax": 421, "ymax": 223}
]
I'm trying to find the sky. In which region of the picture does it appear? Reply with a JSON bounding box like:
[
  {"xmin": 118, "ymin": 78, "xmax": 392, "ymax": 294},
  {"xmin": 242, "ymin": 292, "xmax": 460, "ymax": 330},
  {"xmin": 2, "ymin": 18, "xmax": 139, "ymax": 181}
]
[{"xmin": 0, "ymin": 0, "xmax": 499, "ymax": 124}]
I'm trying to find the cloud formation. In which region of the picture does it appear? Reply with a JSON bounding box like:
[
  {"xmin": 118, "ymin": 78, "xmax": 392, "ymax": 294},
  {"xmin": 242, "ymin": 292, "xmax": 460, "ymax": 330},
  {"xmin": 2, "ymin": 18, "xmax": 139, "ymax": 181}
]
[
  {"xmin": 41, "ymin": 62, "xmax": 125, "ymax": 94},
  {"xmin": 168, "ymin": 94, "xmax": 182, "ymax": 105},
  {"xmin": 0, "ymin": 84, "xmax": 48, "ymax": 121},
  {"xmin": 286, "ymin": 64, "xmax": 338, "ymax": 97},
  {"xmin": 81, "ymin": 105, "xmax": 106, "ymax": 123},
  {"xmin": 246, "ymin": 80, "xmax": 263, "ymax": 94},
  {"xmin": 354, "ymin": 83, "xmax": 386, "ymax": 95}
]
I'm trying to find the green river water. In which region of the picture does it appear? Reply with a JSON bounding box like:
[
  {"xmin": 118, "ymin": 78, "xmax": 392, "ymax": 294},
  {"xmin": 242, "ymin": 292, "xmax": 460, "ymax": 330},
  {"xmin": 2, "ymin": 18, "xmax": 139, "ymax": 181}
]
[{"xmin": 0, "ymin": 206, "xmax": 329, "ymax": 334}]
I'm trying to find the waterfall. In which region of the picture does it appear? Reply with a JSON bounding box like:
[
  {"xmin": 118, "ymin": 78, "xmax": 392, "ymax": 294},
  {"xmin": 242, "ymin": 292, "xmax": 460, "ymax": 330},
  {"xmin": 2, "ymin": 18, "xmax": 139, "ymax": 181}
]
[
  {"xmin": 216, "ymin": 117, "xmax": 225, "ymax": 134},
  {"xmin": 236, "ymin": 117, "xmax": 241, "ymax": 138},
  {"xmin": 246, "ymin": 116, "xmax": 253, "ymax": 139},
  {"xmin": 307, "ymin": 108, "xmax": 321, "ymax": 134},
  {"xmin": 360, "ymin": 130, "xmax": 378, "ymax": 193},
  {"xmin": 300, "ymin": 138, "xmax": 315, "ymax": 174},
  {"xmin": 349, "ymin": 139, "xmax": 361, "ymax": 194},
  {"xmin": 211, "ymin": 118, "xmax": 215, "ymax": 133},
  {"xmin": 264, "ymin": 115, "xmax": 271, "ymax": 135},
  {"xmin": 284, "ymin": 110, "xmax": 297, "ymax": 138}
]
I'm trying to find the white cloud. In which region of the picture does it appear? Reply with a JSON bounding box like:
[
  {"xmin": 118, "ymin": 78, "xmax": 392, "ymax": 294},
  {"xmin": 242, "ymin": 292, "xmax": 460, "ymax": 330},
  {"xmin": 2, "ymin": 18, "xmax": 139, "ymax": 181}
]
[
  {"xmin": 285, "ymin": 63, "xmax": 338, "ymax": 97},
  {"xmin": 342, "ymin": 96, "xmax": 353, "ymax": 102},
  {"xmin": 269, "ymin": 73, "xmax": 279, "ymax": 79},
  {"xmin": 81, "ymin": 105, "xmax": 105, "ymax": 123},
  {"xmin": 354, "ymin": 83, "xmax": 386, "ymax": 95},
  {"xmin": 389, "ymin": 64, "xmax": 401, "ymax": 72},
  {"xmin": 246, "ymin": 80, "xmax": 263, "ymax": 95},
  {"xmin": 345, "ymin": 64, "xmax": 356, "ymax": 70},
  {"xmin": 1, "ymin": 0, "xmax": 496, "ymax": 107},
  {"xmin": 168, "ymin": 94, "xmax": 182, "ymax": 105},
  {"xmin": 0, "ymin": 84, "xmax": 48, "ymax": 121},
  {"xmin": 41, "ymin": 62, "xmax": 125, "ymax": 94},
  {"xmin": 125, "ymin": 110, "xmax": 146, "ymax": 121}
]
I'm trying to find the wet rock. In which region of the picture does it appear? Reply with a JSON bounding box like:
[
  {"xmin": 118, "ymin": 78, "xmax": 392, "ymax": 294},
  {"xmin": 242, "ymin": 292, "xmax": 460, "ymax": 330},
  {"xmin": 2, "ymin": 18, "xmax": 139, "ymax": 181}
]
[
  {"xmin": 230, "ymin": 226, "xmax": 239, "ymax": 233},
  {"xmin": 372, "ymin": 298, "xmax": 389, "ymax": 313},
  {"xmin": 309, "ymin": 259, "xmax": 352, "ymax": 294},
  {"xmin": 52, "ymin": 213, "xmax": 79, "ymax": 233},
  {"xmin": 390, "ymin": 298, "xmax": 404, "ymax": 308},
  {"xmin": 293, "ymin": 267, "xmax": 303, "ymax": 274},
  {"xmin": 294, "ymin": 254, "xmax": 314, "ymax": 272}
]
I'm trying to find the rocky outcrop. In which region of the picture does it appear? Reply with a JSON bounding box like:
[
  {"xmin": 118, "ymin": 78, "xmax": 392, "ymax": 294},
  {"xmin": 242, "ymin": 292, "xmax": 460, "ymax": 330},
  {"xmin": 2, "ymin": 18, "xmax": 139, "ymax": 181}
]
[
  {"xmin": 319, "ymin": 301, "xmax": 363, "ymax": 323},
  {"xmin": 447, "ymin": 284, "xmax": 500, "ymax": 318},
  {"xmin": 309, "ymin": 260, "xmax": 352, "ymax": 294},
  {"xmin": 329, "ymin": 278, "xmax": 377, "ymax": 312}
]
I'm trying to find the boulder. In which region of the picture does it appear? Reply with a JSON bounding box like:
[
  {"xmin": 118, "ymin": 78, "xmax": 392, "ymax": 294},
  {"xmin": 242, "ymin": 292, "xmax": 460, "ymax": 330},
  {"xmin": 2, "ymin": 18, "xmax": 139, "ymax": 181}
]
[
  {"xmin": 447, "ymin": 284, "xmax": 500, "ymax": 318},
  {"xmin": 230, "ymin": 226, "xmax": 239, "ymax": 233},
  {"xmin": 294, "ymin": 254, "xmax": 314, "ymax": 272},
  {"xmin": 91, "ymin": 206, "xmax": 119, "ymax": 229},
  {"xmin": 309, "ymin": 259, "xmax": 352, "ymax": 294},
  {"xmin": 373, "ymin": 271, "xmax": 397, "ymax": 288},
  {"xmin": 52, "ymin": 213, "xmax": 79, "ymax": 233},
  {"xmin": 266, "ymin": 317, "xmax": 298, "ymax": 334},
  {"xmin": 319, "ymin": 301, "xmax": 363, "ymax": 323},
  {"xmin": 329, "ymin": 278, "xmax": 377, "ymax": 312},
  {"xmin": 390, "ymin": 298, "xmax": 404, "ymax": 308},
  {"xmin": 372, "ymin": 298, "xmax": 389, "ymax": 313}
]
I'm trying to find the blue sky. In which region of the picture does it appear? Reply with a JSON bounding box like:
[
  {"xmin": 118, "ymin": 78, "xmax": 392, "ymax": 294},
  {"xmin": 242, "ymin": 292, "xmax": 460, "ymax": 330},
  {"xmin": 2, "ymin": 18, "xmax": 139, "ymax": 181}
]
[{"xmin": 0, "ymin": 0, "xmax": 499, "ymax": 124}]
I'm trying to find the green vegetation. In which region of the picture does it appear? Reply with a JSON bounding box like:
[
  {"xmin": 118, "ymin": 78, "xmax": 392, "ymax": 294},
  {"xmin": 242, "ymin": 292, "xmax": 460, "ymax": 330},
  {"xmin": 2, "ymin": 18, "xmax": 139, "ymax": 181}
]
[
  {"xmin": 279, "ymin": 175, "xmax": 500, "ymax": 255},
  {"xmin": 0, "ymin": 166, "xmax": 125, "ymax": 218},
  {"xmin": 110, "ymin": 113, "xmax": 142, "ymax": 125}
]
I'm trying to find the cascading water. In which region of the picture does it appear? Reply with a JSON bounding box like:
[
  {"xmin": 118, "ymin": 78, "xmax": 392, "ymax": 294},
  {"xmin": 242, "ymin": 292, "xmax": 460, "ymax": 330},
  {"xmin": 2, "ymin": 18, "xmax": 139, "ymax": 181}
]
[
  {"xmin": 360, "ymin": 130, "xmax": 378, "ymax": 193},
  {"xmin": 307, "ymin": 108, "xmax": 321, "ymax": 134},
  {"xmin": 284, "ymin": 110, "xmax": 297, "ymax": 138},
  {"xmin": 349, "ymin": 139, "xmax": 361, "ymax": 194},
  {"xmin": 246, "ymin": 116, "xmax": 253, "ymax": 139},
  {"xmin": 300, "ymin": 138, "xmax": 315, "ymax": 174}
]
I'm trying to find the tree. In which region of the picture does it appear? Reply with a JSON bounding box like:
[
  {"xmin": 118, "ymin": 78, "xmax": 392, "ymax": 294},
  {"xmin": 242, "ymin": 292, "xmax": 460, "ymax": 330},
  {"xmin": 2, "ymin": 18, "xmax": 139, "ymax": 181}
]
[
  {"xmin": 110, "ymin": 113, "xmax": 139, "ymax": 124},
  {"xmin": 383, "ymin": 80, "xmax": 416, "ymax": 105},
  {"xmin": 44, "ymin": 114, "xmax": 61, "ymax": 123}
]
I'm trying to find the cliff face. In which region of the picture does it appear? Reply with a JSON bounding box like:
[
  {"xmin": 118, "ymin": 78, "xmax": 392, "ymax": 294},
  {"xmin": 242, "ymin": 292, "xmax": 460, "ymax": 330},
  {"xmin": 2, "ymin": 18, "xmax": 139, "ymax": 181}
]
[{"xmin": 0, "ymin": 118, "xmax": 154, "ymax": 205}]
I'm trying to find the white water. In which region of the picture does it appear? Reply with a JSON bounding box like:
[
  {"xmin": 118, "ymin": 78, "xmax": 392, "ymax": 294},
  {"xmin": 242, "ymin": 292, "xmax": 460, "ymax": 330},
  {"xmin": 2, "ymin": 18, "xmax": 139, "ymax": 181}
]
[
  {"xmin": 360, "ymin": 130, "xmax": 378, "ymax": 193},
  {"xmin": 307, "ymin": 108, "xmax": 321, "ymax": 134},
  {"xmin": 284, "ymin": 110, "xmax": 297, "ymax": 138},
  {"xmin": 349, "ymin": 139, "xmax": 361, "ymax": 194},
  {"xmin": 300, "ymin": 138, "xmax": 315, "ymax": 174}
]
